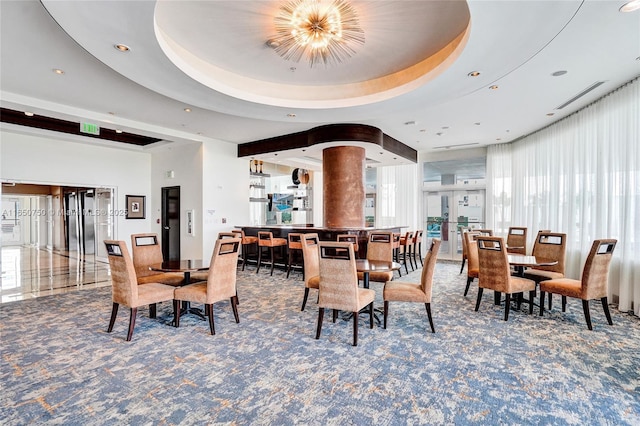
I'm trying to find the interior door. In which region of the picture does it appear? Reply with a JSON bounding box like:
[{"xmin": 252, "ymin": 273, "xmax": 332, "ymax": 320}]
[
  {"xmin": 424, "ymin": 190, "xmax": 486, "ymax": 260},
  {"xmin": 94, "ymin": 188, "xmax": 113, "ymax": 262},
  {"xmin": 161, "ymin": 186, "xmax": 180, "ymax": 261}
]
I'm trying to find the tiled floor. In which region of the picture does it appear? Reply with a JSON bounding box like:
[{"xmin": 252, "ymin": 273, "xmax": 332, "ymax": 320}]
[{"xmin": 0, "ymin": 245, "xmax": 111, "ymax": 303}]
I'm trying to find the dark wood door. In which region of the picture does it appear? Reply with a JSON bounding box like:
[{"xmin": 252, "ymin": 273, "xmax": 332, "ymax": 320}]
[{"xmin": 161, "ymin": 186, "xmax": 180, "ymax": 261}]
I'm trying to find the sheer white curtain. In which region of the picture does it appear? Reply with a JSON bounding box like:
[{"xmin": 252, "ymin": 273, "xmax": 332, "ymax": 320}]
[
  {"xmin": 376, "ymin": 164, "xmax": 419, "ymax": 230},
  {"xmin": 487, "ymin": 78, "xmax": 640, "ymax": 316}
]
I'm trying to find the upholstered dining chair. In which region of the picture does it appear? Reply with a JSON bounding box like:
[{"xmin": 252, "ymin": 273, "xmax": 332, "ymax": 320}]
[
  {"xmin": 383, "ymin": 239, "xmax": 441, "ymax": 333},
  {"xmin": 300, "ymin": 233, "xmax": 320, "ymax": 311},
  {"xmin": 475, "ymin": 236, "xmax": 536, "ymax": 321},
  {"xmin": 539, "ymin": 239, "xmax": 617, "ymax": 330},
  {"xmin": 130, "ymin": 233, "xmax": 184, "ymax": 286},
  {"xmin": 463, "ymin": 232, "xmax": 480, "ymax": 297},
  {"xmin": 316, "ymin": 241, "xmax": 375, "ymax": 346},
  {"xmin": 192, "ymin": 232, "xmax": 241, "ymax": 299},
  {"xmin": 256, "ymin": 231, "xmax": 287, "ymax": 276},
  {"xmin": 523, "ymin": 232, "xmax": 567, "ymax": 308},
  {"xmin": 459, "ymin": 226, "xmax": 470, "ymax": 274},
  {"xmin": 231, "ymin": 229, "xmax": 258, "ymax": 271},
  {"xmin": 358, "ymin": 231, "xmax": 395, "ymax": 284},
  {"xmin": 506, "ymin": 227, "xmax": 528, "ymax": 255},
  {"xmin": 105, "ymin": 240, "xmax": 176, "ymax": 341},
  {"xmin": 173, "ymin": 237, "xmax": 241, "ymax": 335}
]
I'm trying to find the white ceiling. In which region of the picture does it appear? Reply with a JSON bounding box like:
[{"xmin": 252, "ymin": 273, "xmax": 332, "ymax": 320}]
[{"xmin": 1, "ymin": 0, "xmax": 639, "ymax": 171}]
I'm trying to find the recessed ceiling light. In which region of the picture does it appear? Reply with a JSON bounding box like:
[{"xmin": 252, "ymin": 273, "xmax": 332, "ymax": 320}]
[
  {"xmin": 489, "ymin": 85, "xmax": 499, "ymax": 90},
  {"xmin": 379, "ymin": 152, "xmax": 384, "ymax": 155},
  {"xmin": 302, "ymin": 149, "xmax": 306, "ymax": 152},
  {"xmin": 287, "ymin": 113, "xmax": 296, "ymax": 118},
  {"xmin": 496, "ymin": 138, "xmax": 502, "ymax": 141},
  {"xmin": 108, "ymin": 111, "xmax": 115, "ymax": 115},
  {"xmin": 436, "ymin": 132, "xmax": 443, "ymax": 136},
  {"xmin": 547, "ymin": 113, "xmax": 555, "ymax": 116},
  {"xmin": 265, "ymin": 39, "xmax": 280, "ymax": 48},
  {"xmin": 290, "ymin": 67, "xmax": 296, "ymax": 72},
  {"xmin": 115, "ymin": 129, "xmax": 123, "ymax": 134},
  {"xmin": 552, "ymin": 70, "xmax": 568, "ymax": 77},
  {"xmin": 114, "ymin": 44, "xmax": 130, "ymax": 52},
  {"xmin": 474, "ymin": 122, "xmax": 481, "ymax": 125},
  {"xmin": 620, "ymin": 0, "xmax": 640, "ymax": 12},
  {"xmin": 24, "ymin": 111, "xmax": 34, "ymax": 117},
  {"xmin": 184, "ymin": 108, "xmax": 191, "ymax": 113},
  {"xmin": 442, "ymin": 126, "xmax": 449, "ymax": 129},
  {"xmin": 404, "ymin": 121, "xmax": 416, "ymax": 125},
  {"xmin": 468, "ymin": 71, "xmax": 480, "ymax": 77},
  {"xmin": 53, "ymin": 68, "xmax": 64, "ymax": 75},
  {"xmin": 393, "ymin": 157, "xmax": 397, "ymax": 160},
  {"xmin": 419, "ymin": 129, "xmax": 426, "ymax": 132}
]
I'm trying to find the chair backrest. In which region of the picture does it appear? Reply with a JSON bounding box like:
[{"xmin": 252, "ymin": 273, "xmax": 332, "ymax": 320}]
[
  {"xmin": 205, "ymin": 237, "xmax": 241, "ymax": 303},
  {"xmin": 218, "ymin": 232, "xmax": 237, "ymax": 239},
  {"xmin": 413, "ymin": 230, "xmax": 423, "ymax": 244},
  {"xmin": 131, "ymin": 233, "xmax": 164, "ymax": 278},
  {"xmin": 258, "ymin": 231, "xmax": 273, "ymax": 245},
  {"xmin": 288, "ymin": 233, "xmax": 303, "ymax": 250},
  {"xmin": 318, "ymin": 241, "xmax": 359, "ymax": 312},
  {"xmin": 301, "ymin": 233, "xmax": 320, "ymax": 286},
  {"xmin": 531, "ymin": 232, "xmax": 566, "ymax": 274},
  {"xmin": 400, "ymin": 231, "xmax": 414, "ymax": 245},
  {"xmin": 366, "ymin": 231, "xmax": 394, "ymax": 262},
  {"xmin": 461, "ymin": 230, "xmax": 481, "ymax": 258},
  {"xmin": 464, "ymin": 232, "xmax": 480, "ymax": 275},
  {"xmin": 105, "ymin": 240, "xmax": 138, "ymax": 307},
  {"xmin": 506, "ymin": 227, "xmax": 527, "ymax": 254},
  {"xmin": 581, "ymin": 239, "xmax": 617, "ymax": 300},
  {"xmin": 337, "ymin": 234, "xmax": 358, "ymax": 252},
  {"xmin": 420, "ymin": 239, "xmax": 441, "ymax": 300},
  {"xmin": 476, "ymin": 236, "xmax": 511, "ymax": 293}
]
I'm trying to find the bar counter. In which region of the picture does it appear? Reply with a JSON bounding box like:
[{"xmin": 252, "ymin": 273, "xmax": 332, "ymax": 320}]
[{"xmin": 240, "ymin": 225, "xmax": 405, "ymax": 258}]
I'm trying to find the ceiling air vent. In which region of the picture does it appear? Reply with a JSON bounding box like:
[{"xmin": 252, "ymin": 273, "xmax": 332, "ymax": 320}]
[{"xmin": 556, "ymin": 81, "xmax": 605, "ymax": 110}]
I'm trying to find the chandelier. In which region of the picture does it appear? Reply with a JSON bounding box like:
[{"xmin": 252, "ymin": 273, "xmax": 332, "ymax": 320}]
[{"xmin": 271, "ymin": 0, "xmax": 365, "ymax": 67}]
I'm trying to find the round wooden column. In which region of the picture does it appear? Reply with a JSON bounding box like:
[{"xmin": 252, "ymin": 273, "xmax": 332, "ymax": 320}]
[{"xmin": 323, "ymin": 146, "xmax": 365, "ymax": 228}]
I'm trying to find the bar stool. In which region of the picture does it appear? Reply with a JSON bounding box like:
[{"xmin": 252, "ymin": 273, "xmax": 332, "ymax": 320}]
[
  {"xmin": 232, "ymin": 229, "xmax": 258, "ymax": 271},
  {"xmin": 287, "ymin": 233, "xmax": 304, "ymax": 279},
  {"xmin": 398, "ymin": 231, "xmax": 415, "ymax": 274},
  {"xmin": 412, "ymin": 230, "xmax": 424, "ymax": 267},
  {"xmin": 256, "ymin": 231, "xmax": 287, "ymax": 276},
  {"xmin": 337, "ymin": 234, "xmax": 359, "ymax": 259}
]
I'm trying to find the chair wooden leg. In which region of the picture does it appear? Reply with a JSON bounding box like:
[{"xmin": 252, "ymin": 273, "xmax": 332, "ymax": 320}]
[
  {"xmin": 269, "ymin": 247, "xmax": 275, "ymax": 276},
  {"xmin": 425, "ymin": 303, "xmax": 435, "ymax": 333},
  {"xmin": 464, "ymin": 277, "xmax": 473, "ymax": 296},
  {"xmin": 601, "ymin": 297, "xmax": 613, "ymax": 325},
  {"xmin": 562, "ymin": 296, "xmax": 567, "ymax": 312},
  {"xmin": 475, "ymin": 288, "xmax": 484, "ymax": 311},
  {"xmin": 403, "ymin": 248, "xmax": 409, "ymax": 274},
  {"xmin": 369, "ymin": 302, "xmax": 374, "ymax": 329},
  {"xmin": 256, "ymin": 246, "xmax": 263, "ymax": 273},
  {"xmin": 126, "ymin": 307, "xmax": 137, "ymax": 341},
  {"xmin": 504, "ymin": 293, "xmax": 511, "ymax": 321},
  {"xmin": 529, "ymin": 290, "xmax": 535, "ymax": 314},
  {"xmin": 286, "ymin": 247, "xmax": 293, "ymax": 278},
  {"xmin": 315, "ymin": 308, "xmax": 324, "ymax": 339},
  {"xmin": 548, "ymin": 293, "xmax": 553, "ymax": 310},
  {"xmin": 383, "ymin": 300, "xmax": 389, "ymax": 329},
  {"xmin": 417, "ymin": 243, "xmax": 423, "ymax": 266},
  {"xmin": 241, "ymin": 244, "xmax": 247, "ymax": 271},
  {"xmin": 107, "ymin": 302, "xmax": 119, "ymax": 332},
  {"xmin": 231, "ymin": 296, "xmax": 240, "ymax": 323},
  {"xmin": 332, "ymin": 309, "xmax": 338, "ymax": 323},
  {"xmin": 460, "ymin": 258, "xmax": 466, "ymax": 274},
  {"xmin": 149, "ymin": 303, "xmax": 157, "ymax": 319},
  {"xmin": 173, "ymin": 300, "xmax": 181, "ymax": 327},
  {"xmin": 207, "ymin": 304, "xmax": 216, "ymax": 335},
  {"xmin": 582, "ymin": 299, "xmax": 593, "ymax": 330},
  {"xmin": 539, "ymin": 291, "xmax": 546, "ymax": 316},
  {"xmin": 516, "ymin": 293, "xmax": 522, "ymax": 310},
  {"xmin": 353, "ymin": 310, "xmax": 359, "ymax": 346},
  {"xmin": 301, "ymin": 288, "xmax": 310, "ymax": 311}
]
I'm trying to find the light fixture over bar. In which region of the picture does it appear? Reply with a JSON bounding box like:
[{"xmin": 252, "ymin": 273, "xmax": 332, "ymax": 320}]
[{"xmin": 271, "ymin": 0, "xmax": 365, "ymax": 67}]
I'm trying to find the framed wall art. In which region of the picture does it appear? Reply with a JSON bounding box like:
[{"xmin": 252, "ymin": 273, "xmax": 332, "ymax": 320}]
[{"xmin": 126, "ymin": 195, "xmax": 146, "ymax": 219}]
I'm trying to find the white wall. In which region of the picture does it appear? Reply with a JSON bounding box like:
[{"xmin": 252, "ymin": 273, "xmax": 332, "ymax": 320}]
[
  {"xmin": 0, "ymin": 130, "xmax": 152, "ymax": 248},
  {"xmin": 150, "ymin": 142, "xmax": 203, "ymax": 259},
  {"xmin": 201, "ymin": 139, "xmax": 248, "ymax": 259}
]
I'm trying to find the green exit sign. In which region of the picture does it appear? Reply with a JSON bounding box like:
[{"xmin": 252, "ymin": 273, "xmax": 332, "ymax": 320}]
[{"xmin": 80, "ymin": 122, "xmax": 100, "ymax": 135}]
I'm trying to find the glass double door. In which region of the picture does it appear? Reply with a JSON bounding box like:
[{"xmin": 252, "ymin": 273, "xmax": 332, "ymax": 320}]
[{"xmin": 424, "ymin": 190, "xmax": 486, "ymax": 260}]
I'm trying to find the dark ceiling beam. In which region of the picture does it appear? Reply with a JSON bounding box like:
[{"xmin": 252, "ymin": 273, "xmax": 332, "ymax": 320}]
[
  {"xmin": 237, "ymin": 123, "xmax": 417, "ymax": 163},
  {"xmin": 0, "ymin": 107, "xmax": 162, "ymax": 146}
]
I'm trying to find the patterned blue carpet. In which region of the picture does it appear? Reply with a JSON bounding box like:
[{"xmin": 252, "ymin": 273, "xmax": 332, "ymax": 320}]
[{"xmin": 1, "ymin": 260, "xmax": 639, "ymax": 425}]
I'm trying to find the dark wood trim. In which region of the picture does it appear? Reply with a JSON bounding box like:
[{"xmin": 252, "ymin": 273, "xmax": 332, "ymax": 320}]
[
  {"xmin": 237, "ymin": 123, "xmax": 417, "ymax": 163},
  {"xmin": 1, "ymin": 107, "xmax": 161, "ymax": 146}
]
